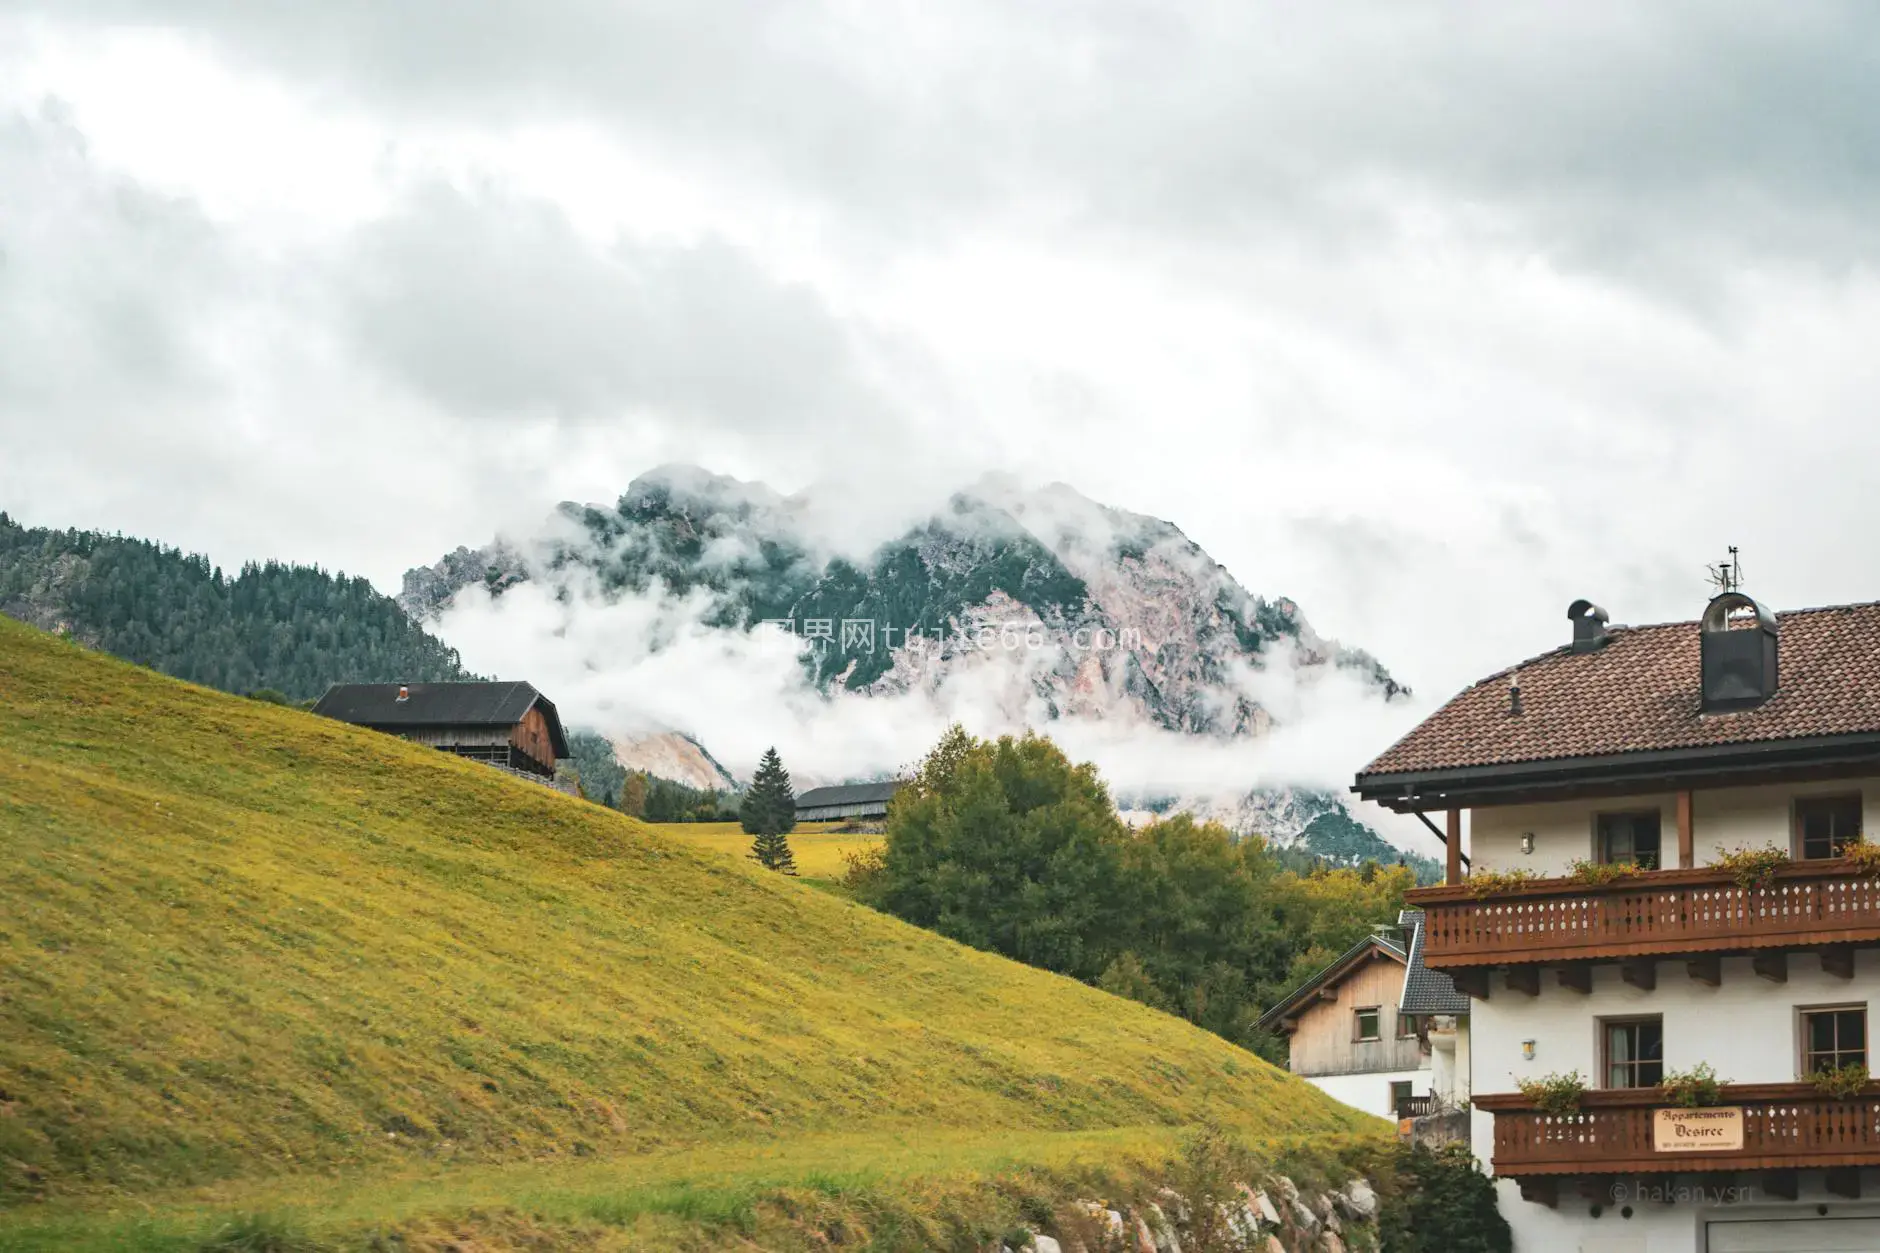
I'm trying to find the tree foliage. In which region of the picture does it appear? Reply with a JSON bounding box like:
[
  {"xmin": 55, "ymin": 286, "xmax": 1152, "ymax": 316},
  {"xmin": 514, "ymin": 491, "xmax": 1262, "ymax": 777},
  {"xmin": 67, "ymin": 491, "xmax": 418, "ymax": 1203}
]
[
  {"xmin": 740, "ymin": 747, "xmax": 797, "ymax": 836},
  {"xmin": 870, "ymin": 725, "xmax": 1416, "ymax": 1052},
  {"xmin": 0, "ymin": 513, "xmax": 468, "ymax": 701}
]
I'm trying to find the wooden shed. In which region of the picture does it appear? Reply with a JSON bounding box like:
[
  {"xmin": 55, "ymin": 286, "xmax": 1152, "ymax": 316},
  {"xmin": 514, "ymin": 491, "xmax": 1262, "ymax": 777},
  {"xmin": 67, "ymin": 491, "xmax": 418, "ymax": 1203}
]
[{"xmin": 311, "ymin": 681, "xmax": 570, "ymax": 780}]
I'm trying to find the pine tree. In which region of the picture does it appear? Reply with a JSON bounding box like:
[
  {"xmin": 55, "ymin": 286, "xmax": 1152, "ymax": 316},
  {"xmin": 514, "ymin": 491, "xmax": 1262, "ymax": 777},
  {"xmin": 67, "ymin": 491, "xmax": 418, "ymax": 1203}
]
[{"xmin": 742, "ymin": 747, "xmax": 798, "ymax": 872}]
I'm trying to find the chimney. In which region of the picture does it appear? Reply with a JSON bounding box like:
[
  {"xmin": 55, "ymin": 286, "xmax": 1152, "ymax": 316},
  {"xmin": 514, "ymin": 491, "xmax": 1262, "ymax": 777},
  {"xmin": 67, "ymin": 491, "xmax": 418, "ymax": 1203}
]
[
  {"xmin": 396, "ymin": 684, "xmax": 410, "ymax": 703},
  {"xmin": 1508, "ymin": 672, "xmax": 1523, "ymax": 717},
  {"xmin": 1700, "ymin": 593, "xmax": 1779, "ymax": 712},
  {"xmin": 1567, "ymin": 599, "xmax": 1610, "ymax": 652}
]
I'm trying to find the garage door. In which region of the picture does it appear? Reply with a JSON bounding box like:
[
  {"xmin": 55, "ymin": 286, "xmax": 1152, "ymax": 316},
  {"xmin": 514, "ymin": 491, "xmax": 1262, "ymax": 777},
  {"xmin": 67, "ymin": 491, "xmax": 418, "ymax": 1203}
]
[{"xmin": 1707, "ymin": 1218, "xmax": 1880, "ymax": 1251}]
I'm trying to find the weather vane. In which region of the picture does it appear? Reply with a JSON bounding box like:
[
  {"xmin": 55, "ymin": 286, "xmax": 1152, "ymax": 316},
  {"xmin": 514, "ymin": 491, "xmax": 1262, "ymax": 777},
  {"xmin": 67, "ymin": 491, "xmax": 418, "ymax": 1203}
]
[{"xmin": 1706, "ymin": 546, "xmax": 1742, "ymax": 595}]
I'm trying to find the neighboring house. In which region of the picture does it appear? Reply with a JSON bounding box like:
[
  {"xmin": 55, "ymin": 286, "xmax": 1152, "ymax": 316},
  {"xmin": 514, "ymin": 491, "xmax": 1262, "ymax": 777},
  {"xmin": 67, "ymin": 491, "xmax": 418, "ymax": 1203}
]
[
  {"xmin": 311, "ymin": 681, "xmax": 570, "ymax": 787},
  {"xmin": 1256, "ymin": 930, "xmax": 1432, "ymax": 1121},
  {"xmin": 795, "ymin": 781, "xmax": 902, "ymax": 823},
  {"xmin": 1356, "ymin": 591, "xmax": 1880, "ymax": 1253}
]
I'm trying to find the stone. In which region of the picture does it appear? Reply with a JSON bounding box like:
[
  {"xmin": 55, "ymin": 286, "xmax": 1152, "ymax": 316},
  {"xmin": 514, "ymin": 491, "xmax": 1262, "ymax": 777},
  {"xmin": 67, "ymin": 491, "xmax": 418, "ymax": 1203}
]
[
  {"xmin": 1273, "ymin": 1175, "xmax": 1300, "ymax": 1203},
  {"xmin": 1132, "ymin": 1215, "xmax": 1157, "ymax": 1253},
  {"xmin": 1248, "ymin": 1187, "xmax": 1281, "ymax": 1227},
  {"xmin": 1142, "ymin": 1205, "xmax": 1182, "ymax": 1253},
  {"xmin": 1032, "ymin": 1237, "xmax": 1062, "ymax": 1253},
  {"xmin": 1319, "ymin": 1232, "xmax": 1346, "ymax": 1253},
  {"xmin": 1338, "ymin": 1179, "xmax": 1378, "ymax": 1222},
  {"xmin": 1262, "ymin": 1236, "xmax": 1286, "ymax": 1253},
  {"xmin": 1290, "ymin": 1198, "xmax": 1321, "ymax": 1235},
  {"xmin": 1155, "ymin": 1188, "xmax": 1191, "ymax": 1226}
]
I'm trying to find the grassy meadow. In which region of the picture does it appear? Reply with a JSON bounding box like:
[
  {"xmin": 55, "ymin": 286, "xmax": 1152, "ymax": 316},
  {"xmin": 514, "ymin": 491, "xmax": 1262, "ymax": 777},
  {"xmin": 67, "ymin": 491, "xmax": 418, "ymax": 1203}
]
[
  {"xmin": 0, "ymin": 615, "xmax": 1378, "ymax": 1247},
  {"xmin": 646, "ymin": 821, "xmax": 882, "ymax": 882}
]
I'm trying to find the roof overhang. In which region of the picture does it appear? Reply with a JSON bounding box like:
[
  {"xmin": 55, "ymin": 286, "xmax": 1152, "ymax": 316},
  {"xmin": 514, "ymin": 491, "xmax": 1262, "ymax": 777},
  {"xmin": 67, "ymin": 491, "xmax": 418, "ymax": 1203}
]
[
  {"xmin": 1354, "ymin": 730, "xmax": 1880, "ymax": 812},
  {"xmin": 1254, "ymin": 936, "xmax": 1406, "ymax": 1034}
]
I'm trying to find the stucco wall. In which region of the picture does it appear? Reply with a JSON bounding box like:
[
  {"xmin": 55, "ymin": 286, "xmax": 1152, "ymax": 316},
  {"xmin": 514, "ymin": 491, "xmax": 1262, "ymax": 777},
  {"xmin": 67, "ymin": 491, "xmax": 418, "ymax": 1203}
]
[{"xmin": 1304, "ymin": 1068, "xmax": 1427, "ymax": 1121}]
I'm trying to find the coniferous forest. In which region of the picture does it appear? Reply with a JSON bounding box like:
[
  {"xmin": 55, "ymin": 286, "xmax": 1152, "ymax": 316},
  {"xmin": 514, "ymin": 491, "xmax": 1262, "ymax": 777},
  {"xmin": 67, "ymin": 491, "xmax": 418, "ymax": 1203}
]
[{"xmin": 0, "ymin": 512, "xmax": 471, "ymax": 702}]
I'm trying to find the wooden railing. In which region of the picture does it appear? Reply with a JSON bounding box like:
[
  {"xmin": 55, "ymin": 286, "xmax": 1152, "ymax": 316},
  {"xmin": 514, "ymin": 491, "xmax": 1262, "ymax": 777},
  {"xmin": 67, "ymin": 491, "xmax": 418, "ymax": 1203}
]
[
  {"xmin": 1404, "ymin": 858, "xmax": 1880, "ymax": 967},
  {"xmin": 1395, "ymin": 1093, "xmax": 1441, "ymax": 1119},
  {"xmin": 1475, "ymin": 1084, "xmax": 1880, "ymax": 1177}
]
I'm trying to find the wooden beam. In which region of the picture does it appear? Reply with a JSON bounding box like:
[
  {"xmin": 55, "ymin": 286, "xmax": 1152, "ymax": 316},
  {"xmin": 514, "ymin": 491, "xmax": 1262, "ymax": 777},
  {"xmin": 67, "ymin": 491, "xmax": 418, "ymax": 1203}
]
[
  {"xmin": 1762, "ymin": 1169, "xmax": 1798, "ymax": 1201},
  {"xmin": 1556, "ymin": 965, "xmax": 1592, "ymax": 994},
  {"xmin": 1822, "ymin": 945, "xmax": 1856, "ymax": 980},
  {"xmin": 1621, "ymin": 959, "xmax": 1657, "ymax": 991},
  {"xmin": 1451, "ymin": 969, "xmax": 1491, "ymax": 1000},
  {"xmin": 1517, "ymin": 1178, "xmax": 1558, "ymax": 1209},
  {"xmin": 1447, "ymin": 808, "xmax": 1463, "ymax": 886},
  {"xmin": 1687, "ymin": 954, "xmax": 1721, "ymax": 987},
  {"xmin": 1752, "ymin": 951, "xmax": 1787, "ymax": 983},
  {"xmin": 1828, "ymin": 1166, "xmax": 1862, "ymax": 1199},
  {"xmin": 1505, "ymin": 966, "xmax": 1540, "ymax": 997},
  {"xmin": 1678, "ymin": 789, "xmax": 1694, "ymax": 869}
]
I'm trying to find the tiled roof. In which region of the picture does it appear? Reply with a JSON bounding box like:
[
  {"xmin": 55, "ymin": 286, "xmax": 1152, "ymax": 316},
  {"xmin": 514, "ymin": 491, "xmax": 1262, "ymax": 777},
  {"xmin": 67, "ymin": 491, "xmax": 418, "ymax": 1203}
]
[
  {"xmin": 1254, "ymin": 932, "xmax": 1406, "ymax": 1032},
  {"xmin": 1397, "ymin": 910, "xmax": 1470, "ymax": 1015},
  {"xmin": 1360, "ymin": 601, "xmax": 1880, "ymax": 778}
]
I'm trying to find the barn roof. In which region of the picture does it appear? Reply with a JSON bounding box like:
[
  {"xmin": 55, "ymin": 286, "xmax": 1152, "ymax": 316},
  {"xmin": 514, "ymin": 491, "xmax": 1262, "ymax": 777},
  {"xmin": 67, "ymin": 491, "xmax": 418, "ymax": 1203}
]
[
  {"xmin": 794, "ymin": 781, "xmax": 903, "ymax": 809},
  {"xmin": 311, "ymin": 681, "xmax": 570, "ymax": 758}
]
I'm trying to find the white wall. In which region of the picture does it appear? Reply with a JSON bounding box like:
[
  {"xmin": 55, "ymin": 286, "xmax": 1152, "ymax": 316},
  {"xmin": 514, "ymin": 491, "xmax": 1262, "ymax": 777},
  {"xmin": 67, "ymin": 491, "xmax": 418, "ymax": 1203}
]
[
  {"xmin": 1470, "ymin": 778, "xmax": 1880, "ymax": 875},
  {"xmin": 1306, "ymin": 1067, "xmax": 1427, "ymax": 1121},
  {"xmin": 1473, "ymin": 946, "xmax": 1880, "ymax": 1251}
]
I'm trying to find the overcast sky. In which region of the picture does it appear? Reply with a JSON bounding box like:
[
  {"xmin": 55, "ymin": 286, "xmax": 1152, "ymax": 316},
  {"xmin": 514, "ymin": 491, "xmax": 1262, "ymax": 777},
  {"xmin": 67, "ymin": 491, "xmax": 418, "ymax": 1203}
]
[{"xmin": 5, "ymin": 2, "xmax": 1880, "ymax": 710}]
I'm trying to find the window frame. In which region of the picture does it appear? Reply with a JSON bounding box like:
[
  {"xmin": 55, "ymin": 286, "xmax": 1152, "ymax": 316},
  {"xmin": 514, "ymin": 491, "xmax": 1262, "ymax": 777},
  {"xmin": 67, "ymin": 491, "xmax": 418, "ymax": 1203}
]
[
  {"xmin": 1799, "ymin": 1004, "xmax": 1868, "ymax": 1076},
  {"xmin": 1389, "ymin": 1079, "xmax": 1415, "ymax": 1115},
  {"xmin": 1397, "ymin": 1010, "xmax": 1420, "ymax": 1040},
  {"xmin": 1598, "ymin": 1014, "xmax": 1666, "ymax": 1090},
  {"xmin": 1593, "ymin": 809, "xmax": 1663, "ymax": 869},
  {"xmin": 1353, "ymin": 1006, "xmax": 1381, "ymax": 1042},
  {"xmin": 1793, "ymin": 794, "xmax": 1864, "ymax": 861}
]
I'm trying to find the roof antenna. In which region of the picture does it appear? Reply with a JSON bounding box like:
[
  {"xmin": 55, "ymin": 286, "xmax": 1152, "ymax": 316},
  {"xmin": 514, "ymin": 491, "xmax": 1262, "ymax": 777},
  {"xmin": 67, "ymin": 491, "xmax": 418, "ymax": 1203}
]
[{"xmin": 1706, "ymin": 546, "xmax": 1742, "ymax": 595}]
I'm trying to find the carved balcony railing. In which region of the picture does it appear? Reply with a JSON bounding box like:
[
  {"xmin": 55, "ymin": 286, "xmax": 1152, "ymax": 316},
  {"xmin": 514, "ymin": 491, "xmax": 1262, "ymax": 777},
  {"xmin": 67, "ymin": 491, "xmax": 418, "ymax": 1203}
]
[
  {"xmin": 1474, "ymin": 1084, "xmax": 1880, "ymax": 1178},
  {"xmin": 1404, "ymin": 858, "xmax": 1880, "ymax": 969}
]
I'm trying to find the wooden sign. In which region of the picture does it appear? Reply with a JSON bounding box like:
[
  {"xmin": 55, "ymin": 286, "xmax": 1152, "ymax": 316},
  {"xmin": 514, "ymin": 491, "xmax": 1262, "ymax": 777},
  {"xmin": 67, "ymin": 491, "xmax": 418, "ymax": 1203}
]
[{"xmin": 1653, "ymin": 1106, "xmax": 1744, "ymax": 1152}]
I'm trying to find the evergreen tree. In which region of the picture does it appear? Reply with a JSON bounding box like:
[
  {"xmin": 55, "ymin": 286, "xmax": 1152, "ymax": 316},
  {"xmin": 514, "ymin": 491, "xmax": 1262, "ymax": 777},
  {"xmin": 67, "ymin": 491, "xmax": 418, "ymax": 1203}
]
[{"xmin": 742, "ymin": 747, "xmax": 797, "ymax": 872}]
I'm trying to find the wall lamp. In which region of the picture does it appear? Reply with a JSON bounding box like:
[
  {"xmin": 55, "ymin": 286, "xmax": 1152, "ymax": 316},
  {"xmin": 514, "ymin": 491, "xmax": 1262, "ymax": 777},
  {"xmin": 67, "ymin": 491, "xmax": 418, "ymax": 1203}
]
[
  {"xmin": 1521, "ymin": 832, "xmax": 1536, "ymax": 855},
  {"xmin": 1522, "ymin": 1039, "xmax": 1537, "ymax": 1061}
]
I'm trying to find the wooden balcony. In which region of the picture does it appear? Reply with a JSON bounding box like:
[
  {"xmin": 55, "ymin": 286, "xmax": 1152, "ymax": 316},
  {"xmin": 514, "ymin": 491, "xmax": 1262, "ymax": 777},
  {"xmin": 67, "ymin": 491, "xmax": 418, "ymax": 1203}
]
[
  {"xmin": 1475, "ymin": 1084, "xmax": 1880, "ymax": 1190},
  {"xmin": 1405, "ymin": 858, "xmax": 1880, "ymax": 972}
]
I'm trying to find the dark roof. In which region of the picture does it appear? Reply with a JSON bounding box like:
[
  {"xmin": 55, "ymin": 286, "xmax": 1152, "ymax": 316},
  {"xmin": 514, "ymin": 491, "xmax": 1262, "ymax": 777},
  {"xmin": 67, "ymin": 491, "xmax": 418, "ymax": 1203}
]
[
  {"xmin": 1361, "ymin": 601, "xmax": 1880, "ymax": 781},
  {"xmin": 1255, "ymin": 932, "xmax": 1406, "ymax": 1033},
  {"xmin": 795, "ymin": 781, "xmax": 903, "ymax": 809},
  {"xmin": 311, "ymin": 681, "xmax": 569, "ymax": 758},
  {"xmin": 1397, "ymin": 909, "xmax": 1470, "ymax": 1015}
]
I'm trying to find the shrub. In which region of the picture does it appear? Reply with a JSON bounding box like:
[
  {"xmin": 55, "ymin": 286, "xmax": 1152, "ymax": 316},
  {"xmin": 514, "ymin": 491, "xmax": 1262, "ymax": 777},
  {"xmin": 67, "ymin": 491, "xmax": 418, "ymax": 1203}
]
[
  {"xmin": 1465, "ymin": 867, "xmax": 1539, "ymax": 899},
  {"xmin": 196, "ymin": 1214, "xmax": 323, "ymax": 1252},
  {"xmin": 1566, "ymin": 858, "xmax": 1645, "ymax": 886},
  {"xmin": 1715, "ymin": 843, "xmax": 1790, "ymax": 891},
  {"xmin": 1660, "ymin": 1062, "xmax": 1728, "ymax": 1108},
  {"xmin": 1375, "ymin": 1143, "xmax": 1513, "ymax": 1253},
  {"xmin": 1811, "ymin": 1063, "xmax": 1871, "ymax": 1099},
  {"xmin": 838, "ymin": 844, "xmax": 889, "ymax": 898},
  {"xmin": 1515, "ymin": 1071, "xmax": 1586, "ymax": 1117}
]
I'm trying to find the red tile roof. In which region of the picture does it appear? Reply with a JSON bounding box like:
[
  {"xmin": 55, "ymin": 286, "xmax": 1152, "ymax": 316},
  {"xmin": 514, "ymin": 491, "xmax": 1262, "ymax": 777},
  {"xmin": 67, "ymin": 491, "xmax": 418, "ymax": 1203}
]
[{"xmin": 1361, "ymin": 601, "xmax": 1880, "ymax": 777}]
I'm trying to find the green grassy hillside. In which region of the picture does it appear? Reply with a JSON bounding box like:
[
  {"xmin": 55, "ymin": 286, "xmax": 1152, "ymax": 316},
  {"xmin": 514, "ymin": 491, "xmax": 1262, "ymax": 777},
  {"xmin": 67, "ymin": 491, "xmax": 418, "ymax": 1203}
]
[{"xmin": 0, "ymin": 613, "xmax": 1370, "ymax": 1223}]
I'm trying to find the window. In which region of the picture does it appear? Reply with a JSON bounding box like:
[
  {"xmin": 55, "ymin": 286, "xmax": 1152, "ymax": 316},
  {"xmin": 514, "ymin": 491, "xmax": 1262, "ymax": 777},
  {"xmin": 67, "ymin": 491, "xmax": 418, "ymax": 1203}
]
[
  {"xmin": 1802, "ymin": 1006, "xmax": 1867, "ymax": 1074},
  {"xmin": 1602, "ymin": 1017, "xmax": 1664, "ymax": 1089},
  {"xmin": 1397, "ymin": 1011, "xmax": 1420, "ymax": 1039},
  {"xmin": 1354, "ymin": 1007, "xmax": 1381, "ymax": 1041},
  {"xmin": 1596, "ymin": 811, "xmax": 1661, "ymax": 868},
  {"xmin": 1797, "ymin": 796, "xmax": 1863, "ymax": 860},
  {"xmin": 1389, "ymin": 1079, "xmax": 1415, "ymax": 1116}
]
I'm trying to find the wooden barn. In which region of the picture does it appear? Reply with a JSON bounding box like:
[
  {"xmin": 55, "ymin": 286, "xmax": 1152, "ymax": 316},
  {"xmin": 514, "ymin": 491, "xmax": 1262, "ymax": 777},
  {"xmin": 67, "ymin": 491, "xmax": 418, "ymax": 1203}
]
[
  {"xmin": 311, "ymin": 681, "xmax": 570, "ymax": 781},
  {"xmin": 794, "ymin": 780, "xmax": 903, "ymax": 823}
]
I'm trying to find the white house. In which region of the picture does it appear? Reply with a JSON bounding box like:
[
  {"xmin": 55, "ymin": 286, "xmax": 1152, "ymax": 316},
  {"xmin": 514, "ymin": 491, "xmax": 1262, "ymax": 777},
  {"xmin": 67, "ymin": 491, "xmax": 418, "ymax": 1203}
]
[
  {"xmin": 1257, "ymin": 911, "xmax": 1470, "ymax": 1122},
  {"xmin": 1355, "ymin": 591, "xmax": 1880, "ymax": 1253}
]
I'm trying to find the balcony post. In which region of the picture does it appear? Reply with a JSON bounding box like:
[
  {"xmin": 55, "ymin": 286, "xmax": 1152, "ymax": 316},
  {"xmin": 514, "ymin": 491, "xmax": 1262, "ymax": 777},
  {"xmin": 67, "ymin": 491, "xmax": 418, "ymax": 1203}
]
[
  {"xmin": 1446, "ymin": 808, "xmax": 1462, "ymax": 886},
  {"xmin": 1677, "ymin": 789, "xmax": 1694, "ymax": 869}
]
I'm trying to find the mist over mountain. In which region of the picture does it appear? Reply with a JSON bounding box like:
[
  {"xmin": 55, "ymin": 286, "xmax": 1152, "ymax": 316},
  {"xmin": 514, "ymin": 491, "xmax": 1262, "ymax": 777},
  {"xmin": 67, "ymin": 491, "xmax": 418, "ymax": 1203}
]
[{"xmin": 403, "ymin": 466, "xmax": 1437, "ymax": 872}]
